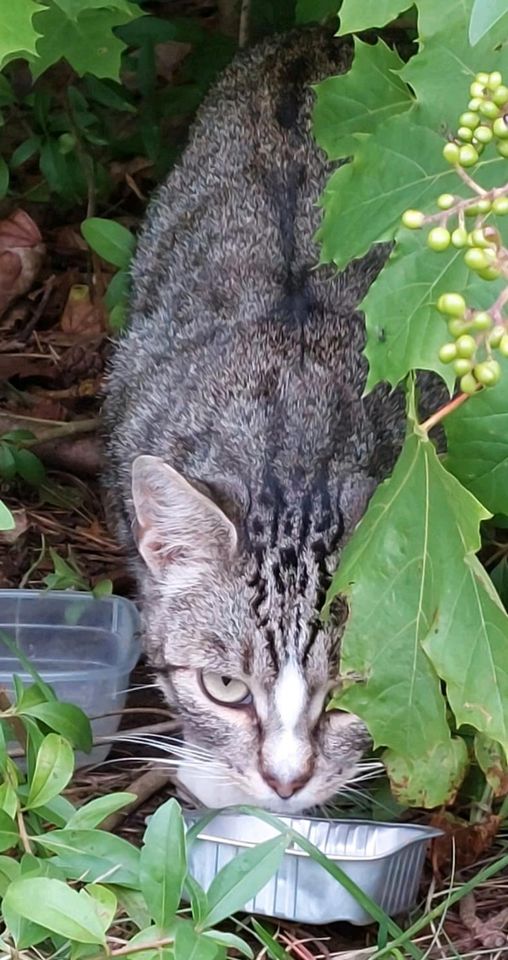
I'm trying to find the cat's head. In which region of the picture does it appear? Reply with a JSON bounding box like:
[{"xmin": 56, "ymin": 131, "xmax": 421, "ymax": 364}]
[{"xmin": 131, "ymin": 454, "xmax": 374, "ymax": 812}]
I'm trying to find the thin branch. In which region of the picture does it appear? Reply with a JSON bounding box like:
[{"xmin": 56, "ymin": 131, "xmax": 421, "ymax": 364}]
[{"xmin": 420, "ymin": 391, "xmax": 472, "ymax": 433}]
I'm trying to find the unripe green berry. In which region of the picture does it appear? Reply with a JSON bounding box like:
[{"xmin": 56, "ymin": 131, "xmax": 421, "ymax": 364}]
[
  {"xmin": 474, "ymin": 359, "xmax": 501, "ymax": 385},
  {"xmin": 478, "ymin": 264, "xmax": 502, "ymax": 280},
  {"xmin": 493, "ymin": 196, "xmax": 508, "ymax": 214},
  {"xmin": 448, "ymin": 318, "xmax": 467, "ymax": 337},
  {"xmin": 471, "ymin": 227, "xmax": 493, "ymax": 247},
  {"xmin": 437, "ymin": 193, "xmax": 455, "ymax": 210},
  {"xmin": 489, "ymin": 325, "xmax": 505, "ymax": 347},
  {"xmin": 488, "ymin": 71, "xmax": 503, "ymax": 90},
  {"xmin": 469, "ymin": 98, "xmax": 482, "ymax": 110},
  {"xmin": 497, "ymin": 140, "xmax": 508, "ymax": 157},
  {"xmin": 475, "ymin": 125, "xmax": 493, "ymax": 143},
  {"xmin": 451, "ymin": 227, "xmax": 469, "ymax": 248},
  {"xmin": 454, "ymin": 358, "xmax": 474, "ymax": 376},
  {"xmin": 499, "ymin": 334, "xmax": 508, "ymax": 357},
  {"xmin": 455, "ymin": 334, "xmax": 476, "ymax": 358},
  {"xmin": 464, "ymin": 247, "xmax": 490, "ymax": 271},
  {"xmin": 459, "ymin": 144, "xmax": 479, "ymax": 166},
  {"xmin": 460, "ymin": 372, "xmax": 479, "ymax": 394},
  {"xmin": 470, "ymin": 81, "xmax": 486, "ymax": 98},
  {"xmin": 402, "ymin": 209, "xmax": 425, "ymax": 229},
  {"xmin": 477, "ymin": 198, "xmax": 493, "ymax": 214},
  {"xmin": 473, "ymin": 311, "xmax": 492, "ymax": 331},
  {"xmin": 427, "ymin": 227, "xmax": 451, "ymax": 251},
  {"xmin": 437, "ymin": 292, "xmax": 466, "ymax": 316},
  {"xmin": 479, "ymin": 100, "xmax": 500, "ymax": 119},
  {"xmin": 443, "ymin": 142, "xmax": 461, "ymax": 164},
  {"xmin": 458, "ymin": 126, "xmax": 474, "ymax": 142},
  {"xmin": 459, "ymin": 111, "xmax": 480, "ymax": 129},
  {"xmin": 493, "ymin": 85, "xmax": 508, "ymax": 106},
  {"xmin": 475, "ymin": 72, "xmax": 490, "ymax": 85},
  {"xmin": 493, "ymin": 116, "xmax": 508, "ymax": 139},
  {"xmin": 438, "ymin": 343, "xmax": 458, "ymax": 363}
]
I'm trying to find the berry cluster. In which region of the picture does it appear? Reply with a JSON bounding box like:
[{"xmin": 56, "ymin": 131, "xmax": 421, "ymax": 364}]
[
  {"xmin": 436, "ymin": 293, "xmax": 508, "ymax": 394},
  {"xmin": 400, "ymin": 70, "xmax": 508, "ymax": 394}
]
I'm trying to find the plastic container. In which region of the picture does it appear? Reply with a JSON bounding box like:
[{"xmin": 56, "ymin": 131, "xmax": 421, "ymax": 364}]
[
  {"xmin": 185, "ymin": 812, "xmax": 442, "ymax": 925},
  {"xmin": 0, "ymin": 589, "xmax": 141, "ymax": 766}
]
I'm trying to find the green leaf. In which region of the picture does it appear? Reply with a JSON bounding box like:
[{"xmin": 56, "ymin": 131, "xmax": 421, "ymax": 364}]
[
  {"xmin": 337, "ymin": 0, "xmax": 411, "ymax": 34},
  {"xmin": 0, "ymin": 855, "xmax": 20, "ymax": 897},
  {"xmin": 81, "ymin": 217, "xmax": 135, "ymax": 268},
  {"xmin": 26, "ymin": 733, "xmax": 74, "ymax": 809},
  {"xmin": 104, "ymin": 268, "xmax": 130, "ymax": 309},
  {"xmin": 326, "ymin": 427, "xmax": 508, "ymax": 803},
  {"xmin": 83, "ymin": 75, "xmax": 136, "ymax": 113},
  {"xmin": 12, "ymin": 448, "xmax": 45, "ymax": 487},
  {"xmin": 173, "ymin": 921, "xmax": 222, "ymax": 960},
  {"xmin": 52, "ymin": 0, "xmax": 136, "ymax": 20},
  {"xmin": 19, "ymin": 701, "xmax": 92, "ymax": 753},
  {"xmin": 3, "ymin": 878, "xmax": 106, "ymax": 944},
  {"xmin": 0, "ymin": 0, "xmax": 40, "ymax": 68},
  {"xmin": 0, "ymin": 810, "xmax": 19, "ymax": 851},
  {"xmin": 0, "ymin": 442, "xmax": 16, "ymax": 480},
  {"xmin": 0, "ymin": 500, "xmax": 14, "ymax": 531},
  {"xmin": 32, "ymin": 6, "xmax": 136, "ymax": 81},
  {"xmin": 2, "ymin": 900, "xmax": 49, "ymax": 951},
  {"xmin": 475, "ymin": 733, "xmax": 508, "ymax": 796},
  {"xmin": 203, "ymin": 930, "xmax": 253, "ymax": 959},
  {"xmin": 84, "ymin": 884, "xmax": 117, "ymax": 931},
  {"xmin": 35, "ymin": 828, "xmax": 140, "ymax": 887},
  {"xmin": 10, "ymin": 136, "xmax": 41, "ymax": 169},
  {"xmin": 140, "ymin": 798, "xmax": 187, "ymax": 928},
  {"xmin": 185, "ymin": 875, "xmax": 208, "ymax": 927},
  {"xmin": 313, "ymin": 39, "xmax": 412, "ymax": 160},
  {"xmin": 67, "ymin": 792, "xmax": 136, "ymax": 829},
  {"xmin": 251, "ymin": 920, "xmax": 287, "ymax": 960},
  {"xmin": 0, "ymin": 781, "xmax": 19, "ymax": 820},
  {"xmin": 202, "ymin": 834, "xmax": 287, "ymax": 929},
  {"xmin": 445, "ymin": 362, "xmax": 508, "ymax": 515},
  {"xmin": 469, "ymin": 0, "xmax": 507, "ymax": 44},
  {"xmin": 384, "ymin": 740, "xmax": 469, "ymax": 807},
  {"xmin": 113, "ymin": 888, "xmax": 152, "ymax": 930},
  {"xmin": 295, "ymin": 0, "xmax": 339, "ymax": 23}
]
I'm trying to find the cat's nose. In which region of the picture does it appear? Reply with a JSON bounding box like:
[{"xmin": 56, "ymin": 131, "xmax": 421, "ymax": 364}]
[{"xmin": 262, "ymin": 767, "xmax": 313, "ymax": 799}]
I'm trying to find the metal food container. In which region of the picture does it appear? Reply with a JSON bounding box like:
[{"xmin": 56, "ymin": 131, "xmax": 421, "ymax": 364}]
[{"xmin": 185, "ymin": 812, "xmax": 441, "ymax": 925}]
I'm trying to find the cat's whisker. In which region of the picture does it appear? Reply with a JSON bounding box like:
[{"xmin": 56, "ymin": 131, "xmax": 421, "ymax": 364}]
[
  {"xmin": 117, "ymin": 733, "xmax": 219, "ymax": 759},
  {"xmin": 116, "ymin": 735, "xmax": 228, "ymax": 766},
  {"xmin": 115, "ymin": 683, "xmax": 161, "ymax": 695}
]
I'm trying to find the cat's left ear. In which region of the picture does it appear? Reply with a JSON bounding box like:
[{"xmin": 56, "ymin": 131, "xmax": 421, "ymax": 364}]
[{"xmin": 131, "ymin": 455, "xmax": 237, "ymax": 580}]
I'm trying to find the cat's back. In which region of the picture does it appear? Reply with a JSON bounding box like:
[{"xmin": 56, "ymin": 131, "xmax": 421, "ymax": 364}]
[{"xmin": 103, "ymin": 28, "xmax": 394, "ymax": 534}]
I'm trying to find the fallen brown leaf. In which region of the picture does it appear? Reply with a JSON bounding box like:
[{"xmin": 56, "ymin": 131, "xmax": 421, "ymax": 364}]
[
  {"xmin": 0, "ymin": 509, "xmax": 29, "ymax": 544},
  {"xmin": 430, "ymin": 811, "xmax": 501, "ymax": 873},
  {"xmin": 60, "ymin": 284, "xmax": 106, "ymax": 336},
  {"xmin": 0, "ymin": 210, "xmax": 45, "ymax": 318}
]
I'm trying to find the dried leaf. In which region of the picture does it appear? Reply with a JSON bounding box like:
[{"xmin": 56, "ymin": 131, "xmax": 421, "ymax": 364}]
[
  {"xmin": 0, "ymin": 210, "xmax": 45, "ymax": 317},
  {"xmin": 0, "ymin": 510, "xmax": 28, "ymax": 544},
  {"xmin": 60, "ymin": 285, "xmax": 106, "ymax": 336},
  {"xmin": 430, "ymin": 811, "xmax": 501, "ymax": 873}
]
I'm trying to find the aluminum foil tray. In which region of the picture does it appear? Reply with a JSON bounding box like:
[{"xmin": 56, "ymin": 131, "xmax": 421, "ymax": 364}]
[{"xmin": 184, "ymin": 812, "xmax": 441, "ymax": 925}]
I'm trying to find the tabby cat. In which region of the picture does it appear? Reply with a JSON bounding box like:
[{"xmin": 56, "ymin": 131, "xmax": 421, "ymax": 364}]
[{"xmin": 104, "ymin": 27, "xmax": 420, "ymax": 812}]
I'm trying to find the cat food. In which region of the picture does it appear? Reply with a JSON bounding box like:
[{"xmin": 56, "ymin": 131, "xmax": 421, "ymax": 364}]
[
  {"xmin": 185, "ymin": 812, "xmax": 441, "ymax": 925},
  {"xmin": 0, "ymin": 589, "xmax": 140, "ymax": 766}
]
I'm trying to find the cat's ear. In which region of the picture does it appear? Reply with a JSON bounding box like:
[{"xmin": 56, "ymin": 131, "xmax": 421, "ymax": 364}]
[{"xmin": 131, "ymin": 455, "xmax": 237, "ymax": 581}]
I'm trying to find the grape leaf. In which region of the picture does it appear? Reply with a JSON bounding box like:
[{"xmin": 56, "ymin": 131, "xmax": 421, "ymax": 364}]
[
  {"xmin": 470, "ymin": 0, "xmax": 508, "ymax": 45},
  {"xmin": 52, "ymin": 0, "xmax": 136, "ymax": 20},
  {"xmin": 326, "ymin": 426, "xmax": 508, "ymax": 801},
  {"xmin": 32, "ymin": 6, "xmax": 137, "ymax": 80},
  {"xmin": 337, "ymin": 0, "xmax": 412, "ymax": 34},
  {"xmin": 384, "ymin": 740, "xmax": 469, "ymax": 807},
  {"xmin": 362, "ymin": 231, "xmax": 504, "ymax": 391},
  {"xmin": 445, "ymin": 361, "xmax": 508, "ymax": 515},
  {"xmin": 295, "ymin": 0, "xmax": 339, "ymax": 24},
  {"xmin": 0, "ymin": 0, "xmax": 40, "ymax": 68},
  {"xmin": 313, "ymin": 39, "xmax": 412, "ymax": 160}
]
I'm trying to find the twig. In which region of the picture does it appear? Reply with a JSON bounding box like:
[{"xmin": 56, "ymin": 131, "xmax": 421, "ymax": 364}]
[
  {"xmin": 101, "ymin": 768, "xmax": 174, "ymax": 831},
  {"xmin": 420, "ymin": 391, "xmax": 471, "ymax": 433},
  {"xmin": 23, "ymin": 418, "xmax": 98, "ymax": 447},
  {"xmin": 239, "ymin": 0, "xmax": 250, "ymax": 47},
  {"xmin": 87, "ymin": 936, "xmax": 174, "ymax": 960},
  {"xmin": 19, "ymin": 276, "xmax": 57, "ymax": 344}
]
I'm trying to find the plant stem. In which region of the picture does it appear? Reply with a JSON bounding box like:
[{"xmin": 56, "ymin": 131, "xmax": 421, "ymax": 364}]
[
  {"xmin": 90, "ymin": 936, "xmax": 175, "ymax": 960},
  {"xmin": 16, "ymin": 810, "xmax": 32, "ymax": 855},
  {"xmin": 420, "ymin": 391, "xmax": 471, "ymax": 433},
  {"xmin": 23, "ymin": 418, "xmax": 98, "ymax": 447}
]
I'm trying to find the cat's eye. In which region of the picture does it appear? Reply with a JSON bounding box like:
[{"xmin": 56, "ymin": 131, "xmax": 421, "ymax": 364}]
[{"xmin": 200, "ymin": 671, "xmax": 252, "ymax": 706}]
